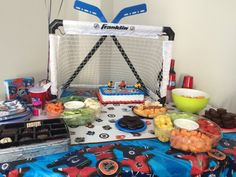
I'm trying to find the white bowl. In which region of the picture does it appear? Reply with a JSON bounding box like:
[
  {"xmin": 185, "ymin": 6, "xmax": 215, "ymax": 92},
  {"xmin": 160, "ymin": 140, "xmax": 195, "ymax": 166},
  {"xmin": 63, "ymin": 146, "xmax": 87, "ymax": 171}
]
[
  {"xmin": 174, "ymin": 118, "xmax": 199, "ymax": 131},
  {"xmin": 64, "ymin": 101, "xmax": 85, "ymax": 110}
]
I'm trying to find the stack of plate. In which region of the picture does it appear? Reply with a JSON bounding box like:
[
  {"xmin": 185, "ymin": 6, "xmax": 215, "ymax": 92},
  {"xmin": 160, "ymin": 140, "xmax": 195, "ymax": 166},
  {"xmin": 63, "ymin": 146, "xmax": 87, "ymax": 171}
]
[{"xmin": 0, "ymin": 100, "xmax": 32, "ymax": 124}]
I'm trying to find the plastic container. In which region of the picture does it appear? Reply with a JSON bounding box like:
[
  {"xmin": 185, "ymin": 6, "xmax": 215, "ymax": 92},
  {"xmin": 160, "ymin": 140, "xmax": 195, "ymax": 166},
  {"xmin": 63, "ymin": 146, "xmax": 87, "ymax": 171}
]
[
  {"xmin": 46, "ymin": 111, "xmax": 62, "ymax": 119},
  {"xmin": 154, "ymin": 127, "xmax": 172, "ymax": 143},
  {"xmin": 170, "ymin": 117, "xmax": 222, "ymax": 153},
  {"xmin": 153, "ymin": 114, "xmax": 174, "ymax": 142},
  {"xmin": 0, "ymin": 119, "xmax": 70, "ymax": 163},
  {"xmin": 170, "ymin": 128, "xmax": 213, "ymax": 153},
  {"xmin": 84, "ymin": 98, "xmax": 102, "ymax": 118},
  {"xmin": 62, "ymin": 108, "xmax": 96, "ymax": 127},
  {"xmin": 45, "ymin": 102, "xmax": 64, "ymax": 119},
  {"xmin": 196, "ymin": 118, "xmax": 222, "ymax": 147}
]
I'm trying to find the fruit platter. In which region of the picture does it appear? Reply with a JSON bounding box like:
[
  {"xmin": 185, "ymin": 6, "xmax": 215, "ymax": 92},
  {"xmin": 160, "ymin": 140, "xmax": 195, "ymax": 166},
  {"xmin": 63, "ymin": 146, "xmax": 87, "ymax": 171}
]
[
  {"xmin": 132, "ymin": 100, "xmax": 167, "ymax": 118},
  {"xmin": 45, "ymin": 96, "xmax": 101, "ymax": 128},
  {"xmin": 153, "ymin": 112, "xmax": 222, "ymax": 153}
]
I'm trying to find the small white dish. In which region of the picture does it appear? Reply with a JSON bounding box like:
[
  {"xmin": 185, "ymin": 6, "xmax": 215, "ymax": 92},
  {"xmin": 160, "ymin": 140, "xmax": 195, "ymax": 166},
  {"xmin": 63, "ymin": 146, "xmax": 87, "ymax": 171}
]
[
  {"xmin": 174, "ymin": 118, "xmax": 199, "ymax": 131},
  {"xmin": 64, "ymin": 101, "xmax": 85, "ymax": 110}
]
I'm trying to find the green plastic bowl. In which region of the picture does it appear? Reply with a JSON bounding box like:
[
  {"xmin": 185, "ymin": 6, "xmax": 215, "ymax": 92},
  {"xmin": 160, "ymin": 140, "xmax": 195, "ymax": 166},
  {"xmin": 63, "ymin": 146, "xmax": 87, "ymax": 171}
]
[{"xmin": 172, "ymin": 88, "xmax": 209, "ymax": 113}]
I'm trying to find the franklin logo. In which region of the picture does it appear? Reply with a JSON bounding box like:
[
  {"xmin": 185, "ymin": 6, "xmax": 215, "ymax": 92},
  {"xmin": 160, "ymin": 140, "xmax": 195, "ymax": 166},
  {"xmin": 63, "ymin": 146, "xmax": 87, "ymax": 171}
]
[{"xmin": 101, "ymin": 24, "xmax": 129, "ymax": 30}]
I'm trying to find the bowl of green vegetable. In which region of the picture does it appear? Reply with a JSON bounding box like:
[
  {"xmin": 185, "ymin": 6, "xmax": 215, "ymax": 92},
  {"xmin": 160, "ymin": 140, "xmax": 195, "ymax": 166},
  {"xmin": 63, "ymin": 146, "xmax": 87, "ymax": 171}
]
[
  {"xmin": 62, "ymin": 107, "xmax": 96, "ymax": 128},
  {"xmin": 59, "ymin": 96, "xmax": 101, "ymax": 127}
]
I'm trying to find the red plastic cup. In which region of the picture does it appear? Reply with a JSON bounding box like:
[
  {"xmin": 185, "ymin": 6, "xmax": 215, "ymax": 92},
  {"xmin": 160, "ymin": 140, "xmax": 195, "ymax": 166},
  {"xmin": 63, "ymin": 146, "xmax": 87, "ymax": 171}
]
[
  {"xmin": 29, "ymin": 87, "xmax": 47, "ymax": 108},
  {"xmin": 182, "ymin": 75, "xmax": 193, "ymax": 89}
]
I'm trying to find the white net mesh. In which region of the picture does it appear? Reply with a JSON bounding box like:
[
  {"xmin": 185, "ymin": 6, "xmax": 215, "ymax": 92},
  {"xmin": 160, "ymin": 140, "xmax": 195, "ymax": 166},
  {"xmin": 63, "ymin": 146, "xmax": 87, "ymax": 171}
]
[{"xmin": 49, "ymin": 21, "xmax": 173, "ymax": 100}]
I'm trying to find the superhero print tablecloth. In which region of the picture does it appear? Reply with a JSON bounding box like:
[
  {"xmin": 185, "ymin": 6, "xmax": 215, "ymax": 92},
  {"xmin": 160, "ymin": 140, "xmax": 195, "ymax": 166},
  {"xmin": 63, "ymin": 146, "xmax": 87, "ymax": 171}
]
[{"xmin": 0, "ymin": 133, "xmax": 236, "ymax": 177}]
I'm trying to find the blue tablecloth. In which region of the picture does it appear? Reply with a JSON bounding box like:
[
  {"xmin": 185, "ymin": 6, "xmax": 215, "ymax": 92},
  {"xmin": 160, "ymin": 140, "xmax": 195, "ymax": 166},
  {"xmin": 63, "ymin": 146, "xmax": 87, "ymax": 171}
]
[{"xmin": 0, "ymin": 133, "xmax": 235, "ymax": 177}]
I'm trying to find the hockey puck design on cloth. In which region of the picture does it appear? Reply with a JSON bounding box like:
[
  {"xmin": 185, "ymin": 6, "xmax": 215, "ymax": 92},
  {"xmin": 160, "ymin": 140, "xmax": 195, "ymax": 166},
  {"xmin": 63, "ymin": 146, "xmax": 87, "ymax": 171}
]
[
  {"xmin": 103, "ymin": 125, "xmax": 112, "ymax": 130},
  {"xmin": 96, "ymin": 118, "xmax": 103, "ymax": 122},
  {"xmin": 99, "ymin": 133, "xmax": 109, "ymax": 139},
  {"xmin": 107, "ymin": 107, "xmax": 115, "ymax": 110},
  {"xmin": 109, "ymin": 119, "xmax": 116, "ymax": 123},
  {"xmin": 113, "ymin": 104, "xmax": 120, "ymax": 106},
  {"xmin": 108, "ymin": 114, "xmax": 116, "ymax": 118},
  {"xmin": 96, "ymin": 159, "xmax": 121, "ymax": 177},
  {"xmin": 86, "ymin": 123, "xmax": 95, "ymax": 128},
  {"xmin": 130, "ymin": 132, "xmax": 141, "ymax": 137},
  {"xmin": 86, "ymin": 131, "xmax": 95, "ymax": 136},
  {"xmin": 75, "ymin": 137, "xmax": 85, "ymax": 143}
]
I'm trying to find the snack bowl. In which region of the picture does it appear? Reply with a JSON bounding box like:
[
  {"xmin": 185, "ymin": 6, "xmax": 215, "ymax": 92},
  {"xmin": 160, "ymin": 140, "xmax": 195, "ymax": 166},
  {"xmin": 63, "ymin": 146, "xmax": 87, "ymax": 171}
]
[
  {"xmin": 46, "ymin": 102, "xmax": 64, "ymax": 119},
  {"xmin": 172, "ymin": 88, "xmax": 209, "ymax": 113},
  {"xmin": 170, "ymin": 116, "xmax": 222, "ymax": 152},
  {"xmin": 133, "ymin": 101, "xmax": 167, "ymax": 119}
]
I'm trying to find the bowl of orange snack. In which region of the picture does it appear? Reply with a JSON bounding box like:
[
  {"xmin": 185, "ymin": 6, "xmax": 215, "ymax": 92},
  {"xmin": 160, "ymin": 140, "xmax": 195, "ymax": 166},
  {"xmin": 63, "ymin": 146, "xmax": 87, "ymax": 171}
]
[
  {"xmin": 133, "ymin": 101, "xmax": 167, "ymax": 118},
  {"xmin": 46, "ymin": 102, "xmax": 64, "ymax": 118},
  {"xmin": 170, "ymin": 117, "xmax": 221, "ymax": 153},
  {"xmin": 170, "ymin": 128, "xmax": 213, "ymax": 153},
  {"xmin": 172, "ymin": 88, "xmax": 209, "ymax": 113}
]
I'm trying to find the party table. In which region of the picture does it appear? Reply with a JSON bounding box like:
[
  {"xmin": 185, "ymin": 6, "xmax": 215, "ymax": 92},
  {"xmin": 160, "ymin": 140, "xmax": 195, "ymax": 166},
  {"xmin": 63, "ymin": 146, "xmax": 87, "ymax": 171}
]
[{"xmin": 0, "ymin": 103, "xmax": 235, "ymax": 177}]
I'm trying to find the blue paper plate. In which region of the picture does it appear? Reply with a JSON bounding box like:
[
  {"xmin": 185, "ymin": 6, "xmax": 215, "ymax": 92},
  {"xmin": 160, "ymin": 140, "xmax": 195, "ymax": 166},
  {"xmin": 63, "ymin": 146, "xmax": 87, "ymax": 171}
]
[
  {"xmin": 0, "ymin": 109, "xmax": 32, "ymax": 123},
  {"xmin": 115, "ymin": 118, "xmax": 147, "ymax": 133},
  {"xmin": 0, "ymin": 114, "xmax": 32, "ymax": 124}
]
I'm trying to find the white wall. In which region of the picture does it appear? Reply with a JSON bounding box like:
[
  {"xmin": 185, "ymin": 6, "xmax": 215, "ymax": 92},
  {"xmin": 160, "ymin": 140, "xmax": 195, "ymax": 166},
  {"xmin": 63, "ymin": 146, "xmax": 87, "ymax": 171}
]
[
  {"xmin": 113, "ymin": 0, "xmax": 236, "ymax": 112},
  {"xmin": 0, "ymin": 0, "xmax": 101, "ymax": 99},
  {"xmin": 0, "ymin": 0, "xmax": 48, "ymax": 98}
]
